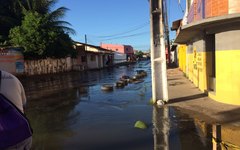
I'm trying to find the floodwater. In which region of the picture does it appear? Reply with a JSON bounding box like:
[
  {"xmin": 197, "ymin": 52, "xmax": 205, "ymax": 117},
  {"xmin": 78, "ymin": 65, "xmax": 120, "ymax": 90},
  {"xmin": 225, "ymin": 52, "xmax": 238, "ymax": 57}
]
[{"xmin": 20, "ymin": 61, "xmax": 216, "ymax": 150}]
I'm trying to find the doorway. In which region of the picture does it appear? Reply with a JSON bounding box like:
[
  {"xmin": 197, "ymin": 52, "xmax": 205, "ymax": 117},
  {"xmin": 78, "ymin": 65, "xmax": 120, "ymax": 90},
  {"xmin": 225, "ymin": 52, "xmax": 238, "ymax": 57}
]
[{"xmin": 206, "ymin": 34, "xmax": 216, "ymax": 92}]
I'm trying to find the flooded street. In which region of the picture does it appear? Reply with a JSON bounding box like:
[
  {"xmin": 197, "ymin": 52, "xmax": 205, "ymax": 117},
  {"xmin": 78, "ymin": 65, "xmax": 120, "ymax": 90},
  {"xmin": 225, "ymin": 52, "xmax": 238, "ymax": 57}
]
[{"xmin": 20, "ymin": 61, "xmax": 213, "ymax": 150}]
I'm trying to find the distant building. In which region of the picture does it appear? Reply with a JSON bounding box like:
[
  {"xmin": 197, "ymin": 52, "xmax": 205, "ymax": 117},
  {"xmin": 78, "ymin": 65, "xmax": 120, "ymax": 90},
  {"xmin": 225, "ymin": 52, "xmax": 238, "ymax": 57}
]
[
  {"xmin": 74, "ymin": 42, "xmax": 113, "ymax": 70},
  {"xmin": 171, "ymin": 0, "xmax": 240, "ymax": 105},
  {"xmin": 113, "ymin": 52, "xmax": 127, "ymax": 64},
  {"xmin": 100, "ymin": 43, "xmax": 134, "ymax": 61},
  {"xmin": 0, "ymin": 47, "xmax": 24, "ymax": 74}
]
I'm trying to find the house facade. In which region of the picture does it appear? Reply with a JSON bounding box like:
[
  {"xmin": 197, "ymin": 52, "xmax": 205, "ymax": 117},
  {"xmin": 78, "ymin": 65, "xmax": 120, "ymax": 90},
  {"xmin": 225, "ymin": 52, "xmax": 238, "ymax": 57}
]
[
  {"xmin": 74, "ymin": 42, "xmax": 113, "ymax": 70},
  {"xmin": 0, "ymin": 48, "xmax": 24, "ymax": 74},
  {"xmin": 100, "ymin": 43, "xmax": 134, "ymax": 61},
  {"xmin": 172, "ymin": 0, "xmax": 240, "ymax": 105}
]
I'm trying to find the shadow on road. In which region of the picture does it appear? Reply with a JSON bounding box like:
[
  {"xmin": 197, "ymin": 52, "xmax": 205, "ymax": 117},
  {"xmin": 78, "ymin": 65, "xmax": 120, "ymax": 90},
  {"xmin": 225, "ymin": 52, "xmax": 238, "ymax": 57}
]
[
  {"xmin": 167, "ymin": 93, "xmax": 207, "ymax": 104},
  {"xmin": 216, "ymin": 108, "xmax": 240, "ymax": 124}
]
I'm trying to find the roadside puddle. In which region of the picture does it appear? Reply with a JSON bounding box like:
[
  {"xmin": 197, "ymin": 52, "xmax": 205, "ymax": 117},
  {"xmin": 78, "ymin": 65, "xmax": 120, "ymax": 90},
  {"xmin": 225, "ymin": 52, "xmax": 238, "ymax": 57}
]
[
  {"xmin": 153, "ymin": 106, "xmax": 240, "ymax": 150},
  {"xmin": 212, "ymin": 124, "xmax": 240, "ymax": 150}
]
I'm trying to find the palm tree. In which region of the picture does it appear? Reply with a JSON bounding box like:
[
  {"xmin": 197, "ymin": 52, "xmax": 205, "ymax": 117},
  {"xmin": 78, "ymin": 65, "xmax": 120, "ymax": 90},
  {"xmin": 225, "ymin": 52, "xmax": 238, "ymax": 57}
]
[
  {"xmin": 0, "ymin": 0, "xmax": 75, "ymax": 44},
  {"xmin": 17, "ymin": 0, "xmax": 75, "ymax": 34},
  {"xmin": 8, "ymin": 0, "xmax": 76, "ymax": 59},
  {"xmin": 0, "ymin": 0, "xmax": 23, "ymax": 44}
]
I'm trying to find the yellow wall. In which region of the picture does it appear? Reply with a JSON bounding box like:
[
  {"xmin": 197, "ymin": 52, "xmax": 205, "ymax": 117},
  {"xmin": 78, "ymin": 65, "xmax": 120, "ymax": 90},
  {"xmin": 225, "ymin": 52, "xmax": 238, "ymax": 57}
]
[
  {"xmin": 178, "ymin": 44, "xmax": 208, "ymax": 92},
  {"xmin": 184, "ymin": 49, "xmax": 240, "ymax": 105},
  {"xmin": 196, "ymin": 52, "xmax": 207, "ymax": 91},
  {"xmin": 186, "ymin": 51, "xmax": 207, "ymax": 92},
  {"xmin": 177, "ymin": 44, "xmax": 240, "ymax": 105},
  {"xmin": 177, "ymin": 45, "xmax": 187, "ymax": 73},
  {"xmin": 209, "ymin": 50, "xmax": 240, "ymax": 105},
  {"xmin": 187, "ymin": 53, "xmax": 193, "ymax": 81},
  {"xmin": 176, "ymin": 26, "xmax": 240, "ymax": 105}
]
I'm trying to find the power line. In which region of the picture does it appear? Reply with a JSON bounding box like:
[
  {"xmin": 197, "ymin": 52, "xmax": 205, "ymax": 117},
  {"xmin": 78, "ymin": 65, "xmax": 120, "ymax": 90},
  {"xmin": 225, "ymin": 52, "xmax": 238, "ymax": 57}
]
[
  {"xmin": 100, "ymin": 31, "xmax": 149, "ymax": 41},
  {"xmin": 86, "ymin": 37, "xmax": 98, "ymax": 45},
  {"xmin": 93, "ymin": 21, "xmax": 150, "ymax": 38},
  {"xmin": 85, "ymin": 33, "xmax": 150, "ymax": 50},
  {"xmin": 177, "ymin": 0, "xmax": 185, "ymax": 14},
  {"xmin": 133, "ymin": 44, "xmax": 150, "ymax": 49},
  {"xmin": 84, "ymin": 21, "xmax": 150, "ymax": 45}
]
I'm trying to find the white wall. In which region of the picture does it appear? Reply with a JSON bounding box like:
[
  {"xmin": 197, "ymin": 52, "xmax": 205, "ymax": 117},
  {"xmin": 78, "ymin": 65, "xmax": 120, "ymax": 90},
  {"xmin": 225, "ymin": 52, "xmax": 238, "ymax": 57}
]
[
  {"xmin": 113, "ymin": 52, "xmax": 127, "ymax": 64},
  {"xmin": 0, "ymin": 50, "xmax": 24, "ymax": 74},
  {"xmin": 87, "ymin": 54, "xmax": 99, "ymax": 69}
]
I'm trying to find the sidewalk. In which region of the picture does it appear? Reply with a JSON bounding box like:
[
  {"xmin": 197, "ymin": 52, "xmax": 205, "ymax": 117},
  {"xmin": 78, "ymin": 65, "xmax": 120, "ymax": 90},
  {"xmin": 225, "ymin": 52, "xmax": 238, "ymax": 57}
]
[{"xmin": 166, "ymin": 68, "xmax": 240, "ymax": 128}]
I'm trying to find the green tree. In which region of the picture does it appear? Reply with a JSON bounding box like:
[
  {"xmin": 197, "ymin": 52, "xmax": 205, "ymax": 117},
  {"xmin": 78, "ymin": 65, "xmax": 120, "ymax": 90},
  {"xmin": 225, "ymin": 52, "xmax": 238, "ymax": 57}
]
[
  {"xmin": 44, "ymin": 30, "xmax": 76, "ymax": 58},
  {"xmin": 1, "ymin": 0, "xmax": 75, "ymax": 44},
  {"xmin": 9, "ymin": 0, "xmax": 76, "ymax": 59},
  {"xmin": 9, "ymin": 11, "xmax": 76, "ymax": 59},
  {"xmin": 9, "ymin": 12, "xmax": 50, "ymax": 59},
  {"xmin": 17, "ymin": 0, "xmax": 75, "ymax": 34},
  {"xmin": 135, "ymin": 51, "xmax": 144, "ymax": 58}
]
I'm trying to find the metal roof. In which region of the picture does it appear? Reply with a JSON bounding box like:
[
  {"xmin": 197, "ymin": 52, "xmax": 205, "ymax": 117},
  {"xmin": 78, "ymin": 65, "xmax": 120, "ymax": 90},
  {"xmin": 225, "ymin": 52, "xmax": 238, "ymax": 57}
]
[{"xmin": 74, "ymin": 41, "xmax": 113, "ymax": 54}]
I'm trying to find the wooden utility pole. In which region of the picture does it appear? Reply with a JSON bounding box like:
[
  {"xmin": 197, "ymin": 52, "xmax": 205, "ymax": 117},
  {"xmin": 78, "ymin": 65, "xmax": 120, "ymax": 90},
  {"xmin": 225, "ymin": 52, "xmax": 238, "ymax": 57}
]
[{"xmin": 150, "ymin": 0, "xmax": 169, "ymax": 103}]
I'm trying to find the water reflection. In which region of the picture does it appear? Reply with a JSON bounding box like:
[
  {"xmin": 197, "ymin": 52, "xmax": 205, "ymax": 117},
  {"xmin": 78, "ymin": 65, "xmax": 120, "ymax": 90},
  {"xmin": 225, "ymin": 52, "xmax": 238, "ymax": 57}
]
[
  {"xmin": 212, "ymin": 125, "xmax": 222, "ymax": 150},
  {"xmin": 212, "ymin": 124, "xmax": 240, "ymax": 150},
  {"xmin": 21, "ymin": 61, "xmax": 154, "ymax": 150},
  {"xmin": 18, "ymin": 61, "xmax": 240, "ymax": 150},
  {"xmin": 152, "ymin": 106, "xmax": 170, "ymax": 150},
  {"xmin": 152, "ymin": 106, "xmax": 213, "ymax": 150},
  {"xmin": 25, "ymin": 86, "xmax": 86, "ymax": 149},
  {"xmin": 152, "ymin": 106, "xmax": 240, "ymax": 150}
]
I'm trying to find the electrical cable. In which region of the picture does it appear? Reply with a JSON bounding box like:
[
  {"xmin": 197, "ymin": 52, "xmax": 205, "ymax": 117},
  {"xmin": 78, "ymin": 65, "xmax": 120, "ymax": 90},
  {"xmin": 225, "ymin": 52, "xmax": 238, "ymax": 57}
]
[
  {"xmin": 100, "ymin": 31, "xmax": 149, "ymax": 41},
  {"xmin": 177, "ymin": 0, "xmax": 185, "ymax": 14},
  {"xmin": 133, "ymin": 44, "xmax": 150, "ymax": 49},
  {"xmin": 92, "ymin": 21, "xmax": 150, "ymax": 38}
]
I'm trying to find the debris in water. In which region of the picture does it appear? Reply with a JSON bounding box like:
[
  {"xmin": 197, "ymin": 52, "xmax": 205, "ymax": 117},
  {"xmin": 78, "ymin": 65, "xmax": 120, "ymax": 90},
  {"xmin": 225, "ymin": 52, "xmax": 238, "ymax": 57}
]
[
  {"xmin": 148, "ymin": 98, "xmax": 154, "ymax": 105},
  {"xmin": 101, "ymin": 84, "xmax": 114, "ymax": 91},
  {"xmin": 157, "ymin": 100, "xmax": 165, "ymax": 106},
  {"xmin": 134, "ymin": 120, "xmax": 147, "ymax": 129}
]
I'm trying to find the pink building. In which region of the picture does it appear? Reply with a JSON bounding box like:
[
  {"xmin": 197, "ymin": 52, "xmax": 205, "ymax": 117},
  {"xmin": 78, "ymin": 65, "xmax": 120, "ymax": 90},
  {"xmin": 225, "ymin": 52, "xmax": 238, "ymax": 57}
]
[{"xmin": 100, "ymin": 43, "xmax": 134, "ymax": 61}]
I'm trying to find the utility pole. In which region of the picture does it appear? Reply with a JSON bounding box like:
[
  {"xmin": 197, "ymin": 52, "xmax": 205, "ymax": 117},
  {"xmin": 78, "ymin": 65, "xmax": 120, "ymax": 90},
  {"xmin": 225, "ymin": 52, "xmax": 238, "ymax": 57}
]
[
  {"xmin": 150, "ymin": 0, "xmax": 169, "ymax": 103},
  {"xmin": 85, "ymin": 34, "xmax": 87, "ymax": 44},
  {"xmin": 162, "ymin": 0, "xmax": 171, "ymax": 64}
]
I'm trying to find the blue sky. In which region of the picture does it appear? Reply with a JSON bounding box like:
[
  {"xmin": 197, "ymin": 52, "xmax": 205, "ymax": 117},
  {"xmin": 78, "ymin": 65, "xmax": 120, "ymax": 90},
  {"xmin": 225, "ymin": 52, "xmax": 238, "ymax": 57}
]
[{"xmin": 54, "ymin": 0, "xmax": 185, "ymax": 51}]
